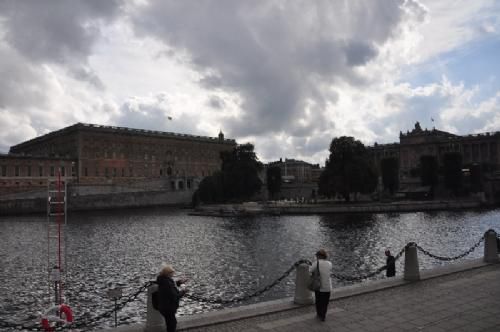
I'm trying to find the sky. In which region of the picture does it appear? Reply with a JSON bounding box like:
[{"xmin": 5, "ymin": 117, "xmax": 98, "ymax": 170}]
[{"xmin": 0, "ymin": 0, "xmax": 499, "ymax": 165}]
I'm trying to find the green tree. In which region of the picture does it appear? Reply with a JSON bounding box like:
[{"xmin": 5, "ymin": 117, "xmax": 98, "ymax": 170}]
[
  {"xmin": 443, "ymin": 152, "xmax": 462, "ymax": 196},
  {"xmin": 319, "ymin": 136, "xmax": 377, "ymax": 201},
  {"xmin": 220, "ymin": 143, "xmax": 263, "ymax": 200},
  {"xmin": 266, "ymin": 165, "xmax": 282, "ymax": 199},
  {"xmin": 380, "ymin": 157, "xmax": 399, "ymax": 194},
  {"xmin": 198, "ymin": 171, "xmax": 224, "ymax": 203}
]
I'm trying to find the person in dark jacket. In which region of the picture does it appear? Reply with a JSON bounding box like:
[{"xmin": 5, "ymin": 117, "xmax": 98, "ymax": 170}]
[
  {"xmin": 385, "ymin": 250, "xmax": 396, "ymax": 277},
  {"xmin": 156, "ymin": 265, "xmax": 187, "ymax": 332}
]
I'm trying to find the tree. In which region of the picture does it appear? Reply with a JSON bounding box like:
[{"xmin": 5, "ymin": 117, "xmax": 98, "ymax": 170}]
[
  {"xmin": 443, "ymin": 152, "xmax": 462, "ymax": 196},
  {"xmin": 319, "ymin": 136, "xmax": 377, "ymax": 201},
  {"xmin": 198, "ymin": 171, "xmax": 224, "ymax": 203},
  {"xmin": 380, "ymin": 157, "xmax": 399, "ymax": 194},
  {"xmin": 266, "ymin": 166, "xmax": 282, "ymax": 199},
  {"xmin": 220, "ymin": 143, "xmax": 263, "ymax": 201}
]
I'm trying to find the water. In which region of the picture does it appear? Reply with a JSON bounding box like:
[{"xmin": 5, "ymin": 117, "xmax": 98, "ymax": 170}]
[{"xmin": 1, "ymin": 207, "xmax": 500, "ymax": 330}]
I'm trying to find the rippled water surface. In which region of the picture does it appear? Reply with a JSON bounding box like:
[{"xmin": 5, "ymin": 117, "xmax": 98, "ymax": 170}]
[{"xmin": 1, "ymin": 207, "xmax": 500, "ymax": 330}]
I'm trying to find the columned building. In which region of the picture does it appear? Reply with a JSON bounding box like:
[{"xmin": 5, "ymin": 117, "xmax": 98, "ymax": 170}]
[{"xmin": 368, "ymin": 122, "xmax": 500, "ymax": 193}]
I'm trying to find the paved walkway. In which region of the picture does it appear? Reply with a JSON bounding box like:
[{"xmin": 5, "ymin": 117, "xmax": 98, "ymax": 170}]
[{"xmin": 181, "ymin": 262, "xmax": 500, "ymax": 332}]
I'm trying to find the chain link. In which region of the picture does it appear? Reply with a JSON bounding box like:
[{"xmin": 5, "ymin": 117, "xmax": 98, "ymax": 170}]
[
  {"xmin": 184, "ymin": 259, "xmax": 311, "ymax": 304},
  {"xmin": 0, "ymin": 281, "xmax": 154, "ymax": 331},
  {"xmin": 416, "ymin": 236, "xmax": 485, "ymax": 261},
  {"xmin": 330, "ymin": 246, "xmax": 406, "ymax": 282},
  {"xmin": 70, "ymin": 281, "xmax": 153, "ymax": 330}
]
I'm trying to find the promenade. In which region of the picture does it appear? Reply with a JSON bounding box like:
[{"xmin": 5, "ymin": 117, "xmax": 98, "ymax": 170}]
[{"xmin": 110, "ymin": 257, "xmax": 500, "ymax": 332}]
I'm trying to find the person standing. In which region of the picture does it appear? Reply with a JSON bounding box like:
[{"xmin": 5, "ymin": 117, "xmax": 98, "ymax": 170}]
[
  {"xmin": 310, "ymin": 249, "xmax": 332, "ymax": 321},
  {"xmin": 385, "ymin": 250, "xmax": 396, "ymax": 277},
  {"xmin": 156, "ymin": 265, "xmax": 187, "ymax": 332}
]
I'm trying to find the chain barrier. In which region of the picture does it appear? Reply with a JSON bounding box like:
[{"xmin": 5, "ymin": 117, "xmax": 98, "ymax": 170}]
[
  {"xmin": 329, "ymin": 246, "xmax": 406, "ymax": 282},
  {"xmin": 0, "ymin": 281, "xmax": 153, "ymax": 332},
  {"xmin": 70, "ymin": 280, "xmax": 153, "ymax": 330},
  {"xmin": 184, "ymin": 259, "xmax": 311, "ymax": 304},
  {"xmin": 1, "ymin": 231, "xmax": 495, "ymax": 330},
  {"xmin": 416, "ymin": 236, "xmax": 484, "ymax": 262}
]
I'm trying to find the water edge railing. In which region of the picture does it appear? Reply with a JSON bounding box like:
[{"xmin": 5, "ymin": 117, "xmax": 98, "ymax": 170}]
[{"xmin": 1, "ymin": 229, "xmax": 498, "ymax": 331}]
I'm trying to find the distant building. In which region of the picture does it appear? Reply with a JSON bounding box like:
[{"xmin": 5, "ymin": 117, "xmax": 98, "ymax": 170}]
[
  {"xmin": 266, "ymin": 158, "xmax": 321, "ymax": 200},
  {"xmin": 368, "ymin": 122, "xmax": 500, "ymax": 200},
  {"xmin": 1, "ymin": 123, "xmax": 236, "ymax": 196},
  {"xmin": 268, "ymin": 158, "xmax": 320, "ymax": 183}
]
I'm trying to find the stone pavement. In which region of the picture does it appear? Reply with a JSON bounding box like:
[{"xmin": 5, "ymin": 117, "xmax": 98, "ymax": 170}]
[{"xmin": 181, "ymin": 262, "xmax": 500, "ymax": 332}]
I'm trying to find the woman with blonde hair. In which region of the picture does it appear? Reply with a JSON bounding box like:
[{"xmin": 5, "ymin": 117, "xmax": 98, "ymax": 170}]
[{"xmin": 156, "ymin": 264, "xmax": 187, "ymax": 332}]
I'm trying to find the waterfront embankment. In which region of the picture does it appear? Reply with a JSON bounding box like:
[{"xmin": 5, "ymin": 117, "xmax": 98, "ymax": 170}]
[
  {"xmin": 0, "ymin": 189, "xmax": 193, "ymax": 215},
  {"xmin": 101, "ymin": 257, "xmax": 500, "ymax": 332},
  {"xmin": 191, "ymin": 199, "xmax": 484, "ymax": 217}
]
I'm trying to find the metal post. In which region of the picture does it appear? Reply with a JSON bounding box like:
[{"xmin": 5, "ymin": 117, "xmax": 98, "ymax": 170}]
[
  {"xmin": 404, "ymin": 243, "xmax": 420, "ymax": 281},
  {"xmin": 484, "ymin": 229, "xmax": 499, "ymax": 263},
  {"xmin": 106, "ymin": 287, "xmax": 122, "ymax": 328},
  {"xmin": 294, "ymin": 263, "xmax": 314, "ymax": 304},
  {"xmin": 145, "ymin": 284, "xmax": 164, "ymax": 332}
]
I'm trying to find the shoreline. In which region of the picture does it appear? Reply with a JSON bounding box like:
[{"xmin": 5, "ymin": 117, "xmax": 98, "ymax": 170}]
[
  {"xmin": 190, "ymin": 199, "xmax": 487, "ymax": 217},
  {"xmin": 0, "ymin": 192, "xmax": 493, "ymax": 217}
]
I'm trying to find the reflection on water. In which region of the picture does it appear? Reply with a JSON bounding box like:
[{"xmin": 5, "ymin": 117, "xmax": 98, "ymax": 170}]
[{"xmin": 1, "ymin": 207, "xmax": 500, "ymax": 330}]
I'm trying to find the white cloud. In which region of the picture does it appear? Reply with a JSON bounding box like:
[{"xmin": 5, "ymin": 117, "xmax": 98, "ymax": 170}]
[{"xmin": 0, "ymin": 0, "xmax": 499, "ymax": 164}]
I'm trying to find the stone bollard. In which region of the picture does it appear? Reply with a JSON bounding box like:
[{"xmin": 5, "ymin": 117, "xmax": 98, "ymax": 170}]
[
  {"xmin": 404, "ymin": 243, "xmax": 420, "ymax": 281},
  {"xmin": 484, "ymin": 229, "xmax": 499, "ymax": 263},
  {"xmin": 145, "ymin": 283, "xmax": 164, "ymax": 332},
  {"xmin": 294, "ymin": 263, "xmax": 314, "ymax": 304}
]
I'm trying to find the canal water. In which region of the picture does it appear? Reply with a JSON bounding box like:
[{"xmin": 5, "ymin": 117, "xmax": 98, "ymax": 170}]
[{"xmin": 1, "ymin": 207, "xmax": 499, "ymax": 330}]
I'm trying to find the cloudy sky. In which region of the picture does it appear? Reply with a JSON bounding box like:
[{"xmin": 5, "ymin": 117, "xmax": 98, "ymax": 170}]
[{"xmin": 1, "ymin": 0, "xmax": 499, "ymax": 164}]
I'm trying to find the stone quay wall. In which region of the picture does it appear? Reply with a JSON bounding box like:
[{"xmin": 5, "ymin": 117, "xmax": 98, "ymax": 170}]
[{"xmin": 0, "ymin": 189, "xmax": 194, "ymax": 216}]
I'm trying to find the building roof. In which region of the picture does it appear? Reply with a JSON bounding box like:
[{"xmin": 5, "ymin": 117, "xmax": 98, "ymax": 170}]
[{"xmin": 10, "ymin": 122, "xmax": 236, "ymax": 152}]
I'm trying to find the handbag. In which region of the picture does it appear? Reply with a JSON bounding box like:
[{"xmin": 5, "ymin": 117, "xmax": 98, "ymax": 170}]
[{"xmin": 308, "ymin": 260, "xmax": 321, "ymax": 291}]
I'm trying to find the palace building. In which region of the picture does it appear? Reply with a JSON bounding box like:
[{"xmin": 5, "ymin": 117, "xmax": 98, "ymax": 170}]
[
  {"xmin": 370, "ymin": 122, "xmax": 499, "ymax": 176},
  {"xmin": 1, "ymin": 123, "xmax": 236, "ymax": 195},
  {"xmin": 368, "ymin": 122, "xmax": 500, "ymax": 199}
]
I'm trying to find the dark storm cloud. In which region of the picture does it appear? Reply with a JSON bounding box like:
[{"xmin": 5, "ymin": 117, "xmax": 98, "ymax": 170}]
[
  {"xmin": 0, "ymin": 0, "xmax": 122, "ymax": 64},
  {"xmin": 344, "ymin": 41, "xmax": 378, "ymax": 67},
  {"xmin": 0, "ymin": 0, "xmax": 123, "ymax": 150},
  {"xmin": 132, "ymin": 0, "xmax": 411, "ymax": 144},
  {"xmin": 207, "ymin": 96, "xmax": 225, "ymax": 110}
]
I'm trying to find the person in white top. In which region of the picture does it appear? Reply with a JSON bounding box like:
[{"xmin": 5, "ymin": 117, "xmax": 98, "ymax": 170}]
[{"xmin": 310, "ymin": 249, "xmax": 332, "ymax": 321}]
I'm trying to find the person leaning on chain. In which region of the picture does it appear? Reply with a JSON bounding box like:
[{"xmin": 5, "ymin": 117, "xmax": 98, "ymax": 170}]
[
  {"xmin": 310, "ymin": 249, "xmax": 332, "ymax": 322},
  {"xmin": 156, "ymin": 264, "xmax": 188, "ymax": 332}
]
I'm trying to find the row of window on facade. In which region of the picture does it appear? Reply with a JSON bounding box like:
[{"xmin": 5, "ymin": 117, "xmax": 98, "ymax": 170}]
[
  {"xmin": 83, "ymin": 148, "xmax": 218, "ymax": 161},
  {"xmin": 375, "ymin": 142, "xmax": 498, "ymax": 164},
  {"xmin": 82, "ymin": 166, "xmax": 212, "ymax": 178},
  {"xmin": 0, "ymin": 165, "xmax": 74, "ymax": 177},
  {"xmin": 0, "ymin": 180, "xmax": 46, "ymax": 186}
]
